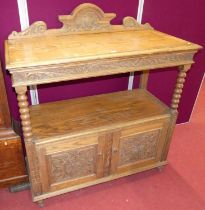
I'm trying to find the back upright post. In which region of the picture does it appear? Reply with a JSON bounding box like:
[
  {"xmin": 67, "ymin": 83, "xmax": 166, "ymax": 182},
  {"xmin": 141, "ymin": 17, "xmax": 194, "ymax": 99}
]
[{"xmin": 139, "ymin": 70, "xmax": 150, "ymax": 89}]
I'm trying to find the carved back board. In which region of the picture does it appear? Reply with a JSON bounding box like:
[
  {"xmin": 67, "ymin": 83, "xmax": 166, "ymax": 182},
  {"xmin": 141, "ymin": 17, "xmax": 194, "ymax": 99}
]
[{"xmin": 8, "ymin": 3, "xmax": 152, "ymax": 40}]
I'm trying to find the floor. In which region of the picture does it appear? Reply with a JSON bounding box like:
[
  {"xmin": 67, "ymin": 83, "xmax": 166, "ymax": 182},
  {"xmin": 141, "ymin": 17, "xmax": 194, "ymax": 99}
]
[{"xmin": 0, "ymin": 81, "xmax": 204, "ymax": 210}]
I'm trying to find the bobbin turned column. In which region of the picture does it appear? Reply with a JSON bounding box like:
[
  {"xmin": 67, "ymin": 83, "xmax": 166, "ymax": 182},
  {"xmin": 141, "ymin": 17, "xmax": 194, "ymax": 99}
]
[
  {"xmin": 161, "ymin": 64, "xmax": 192, "ymax": 162},
  {"xmin": 171, "ymin": 64, "xmax": 191, "ymax": 111},
  {"xmin": 15, "ymin": 87, "xmax": 32, "ymax": 140},
  {"xmin": 15, "ymin": 86, "xmax": 43, "ymax": 205}
]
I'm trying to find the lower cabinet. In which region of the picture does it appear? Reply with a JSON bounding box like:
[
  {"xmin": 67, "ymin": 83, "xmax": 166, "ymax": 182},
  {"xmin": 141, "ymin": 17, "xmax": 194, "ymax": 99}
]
[{"xmin": 36, "ymin": 118, "xmax": 170, "ymax": 194}]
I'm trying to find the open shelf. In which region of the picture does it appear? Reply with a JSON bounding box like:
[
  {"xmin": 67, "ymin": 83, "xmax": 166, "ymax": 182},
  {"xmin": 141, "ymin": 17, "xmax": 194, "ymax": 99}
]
[{"xmin": 30, "ymin": 89, "xmax": 171, "ymax": 142}]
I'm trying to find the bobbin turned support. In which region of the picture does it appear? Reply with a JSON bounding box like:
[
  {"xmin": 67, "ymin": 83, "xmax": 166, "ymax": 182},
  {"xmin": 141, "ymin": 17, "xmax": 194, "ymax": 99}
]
[
  {"xmin": 161, "ymin": 64, "xmax": 192, "ymax": 161},
  {"xmin": 171, "ymin": 64, "xmax": 191, "ymax": 111},
  {"xmin": 15, "ymin": 87, "xmax": 32, "ymax": 142},
  {"xmin": 15, "ymin": 86, "xmax": 42, "ymax": 201}
]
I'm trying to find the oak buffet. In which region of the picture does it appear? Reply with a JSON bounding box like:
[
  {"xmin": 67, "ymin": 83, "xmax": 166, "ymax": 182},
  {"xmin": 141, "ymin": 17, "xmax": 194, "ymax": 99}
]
[{"xmin": 5, "ymin": 3, "xmax": 201, "ymax": 206}]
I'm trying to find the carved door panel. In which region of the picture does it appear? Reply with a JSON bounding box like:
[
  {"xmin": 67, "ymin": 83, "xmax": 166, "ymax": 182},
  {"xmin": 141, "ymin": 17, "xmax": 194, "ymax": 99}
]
[
  {"xmin": 36, "ymin": 134, "xmax": 108, "ymax": 193},
  {"xmin": 110, "ymin": 119, "xmax": 170, "ymax": 174}
]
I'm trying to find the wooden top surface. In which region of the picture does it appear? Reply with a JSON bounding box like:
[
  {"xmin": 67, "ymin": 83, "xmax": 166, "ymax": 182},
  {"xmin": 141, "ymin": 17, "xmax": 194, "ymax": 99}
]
[
  {"xmin": 6, "ymin": 29, "xmax": 201, "ymax": 69},
  {"xmin": 30, "ymin": 89, "xmax": 170, "ymax": 142}
]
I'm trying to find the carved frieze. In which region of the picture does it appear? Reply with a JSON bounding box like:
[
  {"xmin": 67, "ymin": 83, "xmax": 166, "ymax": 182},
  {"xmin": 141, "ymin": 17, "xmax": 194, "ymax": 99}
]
[{"xmin": 10, "ymin": 51, "xmax": 194, "ymax": 87}]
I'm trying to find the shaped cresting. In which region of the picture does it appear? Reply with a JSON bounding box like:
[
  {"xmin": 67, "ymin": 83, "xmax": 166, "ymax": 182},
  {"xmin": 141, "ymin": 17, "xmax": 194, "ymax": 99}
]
[{"xmin": 8, "ymin": 3, "xmax": 152, "ymax": 39}]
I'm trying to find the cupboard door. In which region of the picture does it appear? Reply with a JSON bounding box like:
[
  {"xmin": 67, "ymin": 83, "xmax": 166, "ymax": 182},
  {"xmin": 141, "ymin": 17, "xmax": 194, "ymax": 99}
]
[
  {"xmin": 111, "ymin": 119, "xmax": 169, "ymax": 174},
  {"xmin": 36, "ymin": 134, "xmax": 106, "ymax": 193}
]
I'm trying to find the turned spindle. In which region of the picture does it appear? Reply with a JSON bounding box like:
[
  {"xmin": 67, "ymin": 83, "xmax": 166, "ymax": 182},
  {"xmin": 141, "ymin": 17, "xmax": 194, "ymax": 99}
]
[
  {"xmin": 16, "ymin": 87, "xmax": 32, "ymax": 141},
  {"xmin": 171, "ymin": 64, "xmax": 191, "ymax": 110},
  {"xmin": 15, "ymin": 86, "xmax": 41, "ymax": 195}
]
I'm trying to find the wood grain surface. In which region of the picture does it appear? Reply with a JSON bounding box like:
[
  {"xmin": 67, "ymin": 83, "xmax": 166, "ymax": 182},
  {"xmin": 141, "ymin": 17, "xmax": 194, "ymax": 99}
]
[
  {"xmin": 0, "ymin": 131, "xmax": 27, "ymax": 188},
  {"xmin": 6, "ymin": 30, "xmax": 201, "ymax": 69},
  {"xmin": 30, "ymin": 89, "xmax": 170, "ymax": 142}
]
